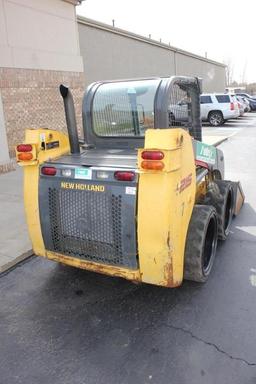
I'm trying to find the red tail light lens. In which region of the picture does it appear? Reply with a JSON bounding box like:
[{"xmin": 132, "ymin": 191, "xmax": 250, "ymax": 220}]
[
  {"xmin": 195, "ymin": 159, "xmax": 209, "ymax": 169},
  {"xmin": 17, "ymin": 144, "xmax": 33, "ymax": 152},
  {"xmin": 41, "ymin": 166, "xmax": 57, "ymax": 176},
  {"xmin": 141, "ymin": 160, "xmax": 164, "ymax": 170},
  {"xmin": 114, "ymin": 171, "xmax": 135, "ymax": 181},
  {"xmin": 230, "ymin": 102, "xmax": 234, "ymax": 111},
  {"xmin": 18, "ymin": 152, "xmax": 33, "ymax": 161},
  {"xmin": 141, "ymin": 151, "xmax": 164, "ymax": 160}
]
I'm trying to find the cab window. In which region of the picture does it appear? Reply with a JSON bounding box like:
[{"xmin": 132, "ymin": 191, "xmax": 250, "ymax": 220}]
[{"xmin": 92, "ymin": 79, "xmax": 160, "ymax": 137}]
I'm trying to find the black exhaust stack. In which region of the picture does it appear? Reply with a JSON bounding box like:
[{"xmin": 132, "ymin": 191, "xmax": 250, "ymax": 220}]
[{"xmin": 59, "ymin": 84, "xmax": 80, "ymax": 154}]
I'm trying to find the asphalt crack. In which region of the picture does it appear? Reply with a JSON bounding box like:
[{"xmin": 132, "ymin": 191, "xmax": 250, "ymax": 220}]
[{"xmin": 163, "ymin": 323, "xmax": 256, "ymax": 367}]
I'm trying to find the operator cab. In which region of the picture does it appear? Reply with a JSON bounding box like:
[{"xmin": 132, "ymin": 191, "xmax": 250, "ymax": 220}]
[
  {"xmin": 53, "ymin": 76, "xmax": 202, "ymax": 168},
  {"xmin": 83, "ymin": 76, "xmax": 202, "ymax": 150}
]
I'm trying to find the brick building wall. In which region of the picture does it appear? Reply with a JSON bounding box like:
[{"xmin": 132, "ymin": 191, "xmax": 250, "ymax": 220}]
[
  {"xmin": 0, "ymin": 68, "xmax": 85, "ymax": 157},
  {"xmin": 0, "ymin": 0, "xmax": 84, "ymax": 167}
]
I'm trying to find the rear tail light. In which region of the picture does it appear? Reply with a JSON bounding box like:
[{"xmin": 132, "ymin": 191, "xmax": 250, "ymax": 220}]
[
  {"xmin": 41, "ymin": 166, "xmax": 57, "ymax": 176},
  {"xmin": 141, "ymin": 150, "xmax": 164, "ymax": 160},
  {"xmin": 114, "ymin": 171, "xmax": 135, "ymax": 181},
  {"xmin": 17, "ymin": 144, "xmax": 33, "ymax": 152},
  {"xmin": 16, "ymin": 143, "xmax": 36, "ymax": 163},
  {"xmin": 230, "ymin": 102, "xmax": 234, "ymax": 111},
  {"xmin": 18, "ymin": 152, "xmax": 33, "ymax": 161},
  {"xmin": 141, "ymin": 160, "xmax": 164, "ymax": 171}
]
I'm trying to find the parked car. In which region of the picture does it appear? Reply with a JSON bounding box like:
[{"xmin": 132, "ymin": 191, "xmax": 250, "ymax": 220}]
[
  {"xmin": 168, "ymin": 98, "xmax": 189, "ymax": 127},
  {"xmin": 245, "ymin": 97, "xmax": 256, "ymax": 111},
  {"xmin": 232, "ymin": 95, "xmax": 245, "ymax": 116},
  {"xmin": 241, "ymin": 97, "xmax": 251, "ymax": 112},
  {"xmin": 235, "ymin": 95, "xmax": 250, "ymax": 113},
  {"xmin": 200, "ymin": 93, "xmax": 240, "ymax": 126},
  {"xmin": 236, "ymin": 92, "xmax": 256, "ymax": 100},
  {"xmin": 236, "ymin": 93, "xmax": 256, "ymax": 111}
]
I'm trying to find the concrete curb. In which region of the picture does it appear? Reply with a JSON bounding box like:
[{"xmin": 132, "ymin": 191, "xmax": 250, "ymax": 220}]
[
  {"xmin": 0, "ymin": 249, "xmax": 34, "ymax": 274},
  {"xmin": 213, "ymin": 136, "xmax": 229, "ymax": 147}
]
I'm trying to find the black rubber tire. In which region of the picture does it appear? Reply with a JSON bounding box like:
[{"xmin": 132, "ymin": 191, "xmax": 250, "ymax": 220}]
[
  {"xmin": 208, "ymin": 111, "xmax": 224, "ymax": 126},
  {"xmin": 184, "ymin": 205, "xmax": 218, "ymax": 283},
  {"xmin": 204, "ymin": 180, "xmax": 234, "ymax": 240}
]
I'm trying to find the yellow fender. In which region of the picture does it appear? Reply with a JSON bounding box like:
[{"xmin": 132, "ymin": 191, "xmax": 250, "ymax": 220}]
[{"xmin": 137, "ymin": 129, "xmax": 196, "ymax": 287}]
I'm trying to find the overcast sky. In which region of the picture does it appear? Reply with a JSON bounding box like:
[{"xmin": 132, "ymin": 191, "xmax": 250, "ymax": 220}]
[{"xmin": 77, "ymin": 0, "xmax": 256, "ymax": 84}]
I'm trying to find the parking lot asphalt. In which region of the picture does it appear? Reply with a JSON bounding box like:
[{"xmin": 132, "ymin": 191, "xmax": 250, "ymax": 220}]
[{"xmin": 1, "ymin": 114, "xmax": 256, "ymax": 384}]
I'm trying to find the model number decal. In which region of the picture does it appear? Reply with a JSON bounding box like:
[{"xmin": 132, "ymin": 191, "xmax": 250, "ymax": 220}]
[
  {"xmin": 46, "ymin": 141, "xmax": 59, "ymax": 150},
  {"xmin": 61, "ymin": 182, "xmax": 105, "ymax": 192},
  {"xmin": 177, "ymin": 173, "xmax": 192, "ymax": 193}
]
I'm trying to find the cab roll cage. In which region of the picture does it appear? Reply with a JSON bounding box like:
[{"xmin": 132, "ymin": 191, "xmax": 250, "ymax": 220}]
[{"xmin": 82, "ymin": 76, "xmax": 202, "ymax": 149}]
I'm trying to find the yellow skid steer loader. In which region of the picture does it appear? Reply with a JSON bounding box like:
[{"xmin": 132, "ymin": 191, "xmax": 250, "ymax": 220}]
[{"xmin": 16, "ymin": 76, "xmax": 244, "ymax": 287}]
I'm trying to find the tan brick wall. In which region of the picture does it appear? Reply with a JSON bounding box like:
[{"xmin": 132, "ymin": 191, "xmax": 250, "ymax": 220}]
[{"xmin": 0, "ymin": 68, "xmax": 85, "ymax": 157}]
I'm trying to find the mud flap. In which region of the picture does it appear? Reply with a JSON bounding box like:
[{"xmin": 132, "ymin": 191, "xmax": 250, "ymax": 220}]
[{"xmin": 232, "ymin": 182, "xmax": 245, "ymax": 216}]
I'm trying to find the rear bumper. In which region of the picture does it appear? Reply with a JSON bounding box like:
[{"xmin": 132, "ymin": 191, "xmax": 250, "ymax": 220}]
[
  {"xmin": 46, "ymin": 250, "xmax": 141, "ymax": 282},
  {"xmin": 223, "ymin": 110, "xmax": 240, "ymax": 119}
]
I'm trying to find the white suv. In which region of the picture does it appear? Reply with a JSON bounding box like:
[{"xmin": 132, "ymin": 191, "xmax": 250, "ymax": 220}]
[{"xmin": 200, "ymin": 93, "xmax": 240, "ymax": 126}]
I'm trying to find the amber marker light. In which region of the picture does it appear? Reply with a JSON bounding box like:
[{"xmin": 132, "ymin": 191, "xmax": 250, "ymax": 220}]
[
  {"xmin": 141, "ymin": 160, "xmax": 164, "ymax": 171},
  {"xmin": 18, "ymin": 152, "xmax": 33, "ymax": 161}
]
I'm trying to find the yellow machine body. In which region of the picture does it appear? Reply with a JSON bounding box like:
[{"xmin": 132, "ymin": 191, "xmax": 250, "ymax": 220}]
[
  {"xmin": 18, "ymin": 127, "xmax": 196, "ymax": 288},
  {"xmin": 138, "ymin": 129, "xmax": 196, "ymax": 287},
  {"xmin": 16, "ymin": 129, "xmax": 70, "ymax": 257}
]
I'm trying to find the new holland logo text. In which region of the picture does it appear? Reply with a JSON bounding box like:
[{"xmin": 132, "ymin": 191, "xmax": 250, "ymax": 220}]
[{"xmin": 61, "ymin": 182, "xmax": 105, "ymax": 192}]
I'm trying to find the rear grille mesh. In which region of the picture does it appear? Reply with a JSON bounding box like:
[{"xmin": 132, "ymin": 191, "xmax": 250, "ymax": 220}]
[{"xmin": 48, "ymin": 188, "xmax": 125, "ymax": 266}]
